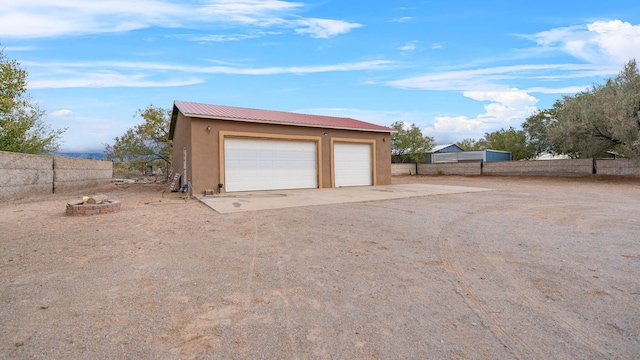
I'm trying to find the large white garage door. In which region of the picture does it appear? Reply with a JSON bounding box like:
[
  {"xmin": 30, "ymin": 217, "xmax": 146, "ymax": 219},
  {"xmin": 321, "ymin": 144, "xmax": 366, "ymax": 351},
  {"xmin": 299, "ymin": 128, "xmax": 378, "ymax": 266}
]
[
  {"xmin": 334, "ymin": 142, "xmax": 372, "ymax": 187},
  {"xmin": 224, "ymin": 138, "xmax": 317, "ymax": 192}
]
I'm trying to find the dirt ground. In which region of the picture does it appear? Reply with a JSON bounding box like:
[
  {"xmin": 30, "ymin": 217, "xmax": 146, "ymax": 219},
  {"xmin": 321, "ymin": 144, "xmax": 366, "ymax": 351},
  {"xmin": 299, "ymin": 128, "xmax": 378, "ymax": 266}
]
[{"xmin": 1, "ymin": 176, "xmax": 639, "ymax": 359}]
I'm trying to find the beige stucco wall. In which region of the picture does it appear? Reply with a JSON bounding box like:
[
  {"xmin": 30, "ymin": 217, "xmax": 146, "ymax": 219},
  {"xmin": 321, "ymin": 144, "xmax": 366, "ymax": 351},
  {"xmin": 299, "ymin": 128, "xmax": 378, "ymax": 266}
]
[
  {"xmin": 171, "ymin": 112, "xmax": 193, "ymax": 187},
  {"xmin": 176, "ymin": 116, "xmax": 391, "ymax": 194}
]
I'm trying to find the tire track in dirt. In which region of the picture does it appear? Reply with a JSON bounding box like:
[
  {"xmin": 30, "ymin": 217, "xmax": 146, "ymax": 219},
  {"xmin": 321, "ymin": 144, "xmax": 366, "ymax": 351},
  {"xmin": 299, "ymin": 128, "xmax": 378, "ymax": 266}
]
[
  {"xmin": 268, "ymin": 219, "xmax": 301, "ymax": 360},
  {"xmin": 224, "ymin": 217, "xmax": 261, "ymax": 360},
  {"xmin": 438, "ymin": 204, "xmax": 610, "ymax": 359},
  {"xmin": 437, "ymin": 206, "xmax": 539, "ymax": 359},
  {"xmin": 477, "ymin": 202, "xmax": 614, "ymax": 357},
  {"xmin": 488, "ymin": 206, "xmax": 613, "ymax": 358}
]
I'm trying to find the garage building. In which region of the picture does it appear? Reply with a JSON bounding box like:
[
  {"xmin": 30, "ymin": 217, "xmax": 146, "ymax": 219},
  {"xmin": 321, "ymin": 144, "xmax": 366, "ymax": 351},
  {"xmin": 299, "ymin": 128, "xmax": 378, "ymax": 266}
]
[{"xmin": 168, "ymin": 101, "xmax": 394, "ymax": 194}]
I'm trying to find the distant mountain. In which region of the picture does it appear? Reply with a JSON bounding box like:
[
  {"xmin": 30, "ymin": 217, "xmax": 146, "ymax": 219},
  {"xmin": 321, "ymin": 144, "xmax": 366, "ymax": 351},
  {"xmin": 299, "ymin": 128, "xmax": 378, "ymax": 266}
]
[{"xmin": 57, "ymin": 152, "xmax": 107, "ymax": 160}]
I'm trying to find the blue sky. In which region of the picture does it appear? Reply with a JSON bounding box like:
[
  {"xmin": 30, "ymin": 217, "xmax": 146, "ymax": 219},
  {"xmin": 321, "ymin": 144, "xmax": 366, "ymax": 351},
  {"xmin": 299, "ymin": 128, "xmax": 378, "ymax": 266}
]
[{"xmin": 2, "ymin": 0, "xmax": 640, "ymax": 152}]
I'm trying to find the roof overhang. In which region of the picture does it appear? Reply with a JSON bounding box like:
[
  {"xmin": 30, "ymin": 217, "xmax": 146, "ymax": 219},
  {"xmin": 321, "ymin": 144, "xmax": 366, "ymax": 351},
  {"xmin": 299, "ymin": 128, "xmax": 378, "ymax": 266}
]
[{"xmin": 181, "ymin": 112, "xmax": 394, "ymax": 133}]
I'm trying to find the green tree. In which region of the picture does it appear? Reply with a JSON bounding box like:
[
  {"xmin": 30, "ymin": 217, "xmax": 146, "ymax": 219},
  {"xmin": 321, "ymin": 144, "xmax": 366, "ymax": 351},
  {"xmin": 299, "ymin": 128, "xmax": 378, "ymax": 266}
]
[
  {"xmin": 483, "ymin": 127, "xmax": 535, "ymax": 160},
  {"xmin": 390, "ymin": 121, "xmax": 434, "ymax": 163},
  {"xmin": 0, "ymin": 47, "xmax": 65, "ymax": 154},
  {"xmin": 522, "ymin": 107, "xmax": 558, "ymax": 157},
  {"xmin": 548, "ymin": 59, "xmax": 640, "ymax": 158},
  {"xmin": 456, "ymin": 138, "xmax": 488, "ymax": 151},
  {"xmin": 104, "ymin": 105, "xmax": 172, "ymax": 177}
]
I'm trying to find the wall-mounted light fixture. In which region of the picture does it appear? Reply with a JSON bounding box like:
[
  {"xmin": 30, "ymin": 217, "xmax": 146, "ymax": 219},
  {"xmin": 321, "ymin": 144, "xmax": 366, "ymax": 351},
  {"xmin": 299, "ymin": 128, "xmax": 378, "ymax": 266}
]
[
  {"xmin": 383, "ymin": 137, "xmax": 386, "ymax": 142},
  {"xmin": 323, "ymin": 132, "xmax": 328, "ymax": 136},
  {"xmin": 206, "ymin": 126, "xmax": 211, "ymax": 132}
]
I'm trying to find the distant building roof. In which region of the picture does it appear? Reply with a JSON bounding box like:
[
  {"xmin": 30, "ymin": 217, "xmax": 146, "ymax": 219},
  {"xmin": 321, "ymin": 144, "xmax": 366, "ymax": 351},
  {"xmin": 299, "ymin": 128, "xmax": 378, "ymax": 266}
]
[
  {"xmin": 428, "ymin": 144, "xmax": 464, "ymax": 153},
  {"xmin": 171, "ymin": 101, "xmax": 394, "ymax": 135}
]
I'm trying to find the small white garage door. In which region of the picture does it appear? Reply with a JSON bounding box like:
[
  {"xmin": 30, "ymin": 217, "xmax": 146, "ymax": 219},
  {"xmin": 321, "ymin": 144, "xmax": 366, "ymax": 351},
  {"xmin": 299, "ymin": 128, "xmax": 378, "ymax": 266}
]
[
  {"xmin": 334, "ymin": 142, "xmax": 372, "ymax": 187},
  {"xmin": 224, "ymin": 137, "xmax": 318, "ymax": 192}
]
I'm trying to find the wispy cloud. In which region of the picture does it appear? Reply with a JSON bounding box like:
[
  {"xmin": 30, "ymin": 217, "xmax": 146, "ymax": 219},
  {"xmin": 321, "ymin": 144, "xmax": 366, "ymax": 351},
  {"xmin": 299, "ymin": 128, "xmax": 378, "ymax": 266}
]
[
  {"xmin": 431, "ymin": 43, "xmax": 443, "ymax": 49},
  {"xmin": 26, "ymin": 59, "xmax": 393, "ymax": 88},
  {"xmin": 169, "ymin": 33, "xmax": 269, "ymax": 42},
  {"xmin": 2, "ymin": 45, "xmax": 39, "ymax": 51},
  {"xmin": 0, "ymin": 0, "xmax": 361, "ymax": 39},
  {"xmin": 387, "ymin": 63, "xmax": 606, "ymax": 92},
  {"xmin": 294, "ymin": 18, "xmax": 363, "ymax": 38},
  {"xmin": 29, "ymin": 72, "xmax": 203, "ymax": 89},
  {"xmin": 399, "ymin": 41, "xmax": 418, "ymax": 54},
  {"xmin": 392, "ymin": 17, "xmax": 414, "ymax": 23},
  {"xmin": 50, "ymin": 109, "xmax": 74, "ymax": 117},
  {"xmin": 297, "ymin": 107, "xmax": 426, "ymax": 128},
  {"xmin": 525, "ymin": 86, "xmax": 590, "ymax": 94}
]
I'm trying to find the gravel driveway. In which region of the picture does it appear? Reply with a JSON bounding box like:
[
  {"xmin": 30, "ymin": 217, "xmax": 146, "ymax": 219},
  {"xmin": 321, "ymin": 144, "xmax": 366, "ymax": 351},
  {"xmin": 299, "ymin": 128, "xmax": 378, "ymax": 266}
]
[{"xmin": 1, "ymin": 176, "xmax": 639, "ymax": 359}]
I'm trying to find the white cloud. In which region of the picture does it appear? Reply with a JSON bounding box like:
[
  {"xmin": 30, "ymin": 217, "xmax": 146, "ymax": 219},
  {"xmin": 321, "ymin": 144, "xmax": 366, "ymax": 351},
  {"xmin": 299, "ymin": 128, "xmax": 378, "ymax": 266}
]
[
  {"xmin": 426, "ymin": 89, "xmax": 539, "ymax": 142},
  {"xmin": 526, "ymin": 20, "xmax": 640, "ymax": 65},
  {"xmin": 399, "ymin": 42, "xmax": 417, "ymax": 52},
  {"xmin": 431, "ymin": 43, "xmax": 443, "ymax": 49},
  {"xmin": 464, "ymin": 90, "xmax": 538, "ymax": 111},
  {"xmin": 294, "ymin": 18, "xmax": 363, "ymax": 38},
  {"xmin": 50, "ymin": 109, "xmax": 73, "ymax": 117},
  {"xmin": 0, "ymin": 0, "xmax": 183, "ymax": 38},
  {"xmin": 430, "ymin": 116, "xmax": 487, "ymax": 139},
  {"xmin": 0, "ymin": 0, "xmax": 361, "ymax": 39}
]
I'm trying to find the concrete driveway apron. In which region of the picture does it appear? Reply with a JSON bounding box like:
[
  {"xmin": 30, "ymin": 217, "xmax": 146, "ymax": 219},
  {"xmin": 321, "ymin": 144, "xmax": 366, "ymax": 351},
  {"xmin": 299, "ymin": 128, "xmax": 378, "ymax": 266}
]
[{"xmin": 199, "ymin": 183, "xmax": 492, "ymax": 214}]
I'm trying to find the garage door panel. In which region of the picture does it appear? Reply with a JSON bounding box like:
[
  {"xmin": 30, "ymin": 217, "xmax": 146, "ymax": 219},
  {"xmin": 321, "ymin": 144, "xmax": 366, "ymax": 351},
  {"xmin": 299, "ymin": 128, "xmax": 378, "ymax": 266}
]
[
  {"xmin": 334, "ymin": 142, "xmax": 372, "ymax": 187},
  {"xmin": 225, "ymin": 138, "xmax": 317, "ymax": 192}
]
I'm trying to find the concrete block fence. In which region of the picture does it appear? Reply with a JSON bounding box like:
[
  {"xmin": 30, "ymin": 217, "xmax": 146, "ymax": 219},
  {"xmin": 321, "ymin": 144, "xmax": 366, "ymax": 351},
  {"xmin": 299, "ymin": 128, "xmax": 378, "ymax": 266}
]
[
  {"xmin": 0, "ymin": 151, "xmax": 113, "ymax": 201},
  {"xmin": 393, "ymin": 159, "xmax": 640, "ymax": 179},
  {"xmin": 53, "ymin": 156, "xmax": 113, "ymax": 193},
  {"xmin": 417, "ymin": 162, "xmax": 482, "ymax": 176},
  {"xmin": 482, "ymin": 158, "xmax": 594, "ymax": 177},
  {"xmin": 594, "ymin": 159, "xmax": 640, "ymax": 176},
  {"xmin": 0, "ymin": 151, "xmax": 54, "ymax": 202},
  {"xmin": 391, "ymin": 163, "xmax": 417, "ymax": 176}
]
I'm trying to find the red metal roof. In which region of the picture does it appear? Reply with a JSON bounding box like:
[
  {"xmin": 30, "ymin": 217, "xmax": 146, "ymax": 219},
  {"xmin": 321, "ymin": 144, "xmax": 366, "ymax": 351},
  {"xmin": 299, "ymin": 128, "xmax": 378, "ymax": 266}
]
[{"xmin": 174, "ymin": 100, "xmax": 393, "ymax": 133}]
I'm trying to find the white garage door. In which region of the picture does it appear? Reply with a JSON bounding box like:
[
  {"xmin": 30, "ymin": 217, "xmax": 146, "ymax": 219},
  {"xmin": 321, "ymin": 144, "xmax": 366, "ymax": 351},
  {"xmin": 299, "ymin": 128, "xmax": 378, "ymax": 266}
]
[
  {"xmin": 334, "ymin": 142, "xmax": 372, "ymax": 187},
  {"xmin": 224, "ymin": 138, "xmax": 317, "ymax": 192}
]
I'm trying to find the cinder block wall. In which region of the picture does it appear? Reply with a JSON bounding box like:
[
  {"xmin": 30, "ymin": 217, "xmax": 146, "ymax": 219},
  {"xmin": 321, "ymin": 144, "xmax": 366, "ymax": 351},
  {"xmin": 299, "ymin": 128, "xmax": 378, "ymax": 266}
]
[
  {"xmin": 53, "ymin": 156, "xmax": 113, "ymax": 193},
  {"xmin": 595, "ymin": 159, "xmax": 640, "ymax": 176},
  {"xmin": 0, "ymin": 151, "xmax": 53, "ymax": 202},
  {"xmin": 391, "ymin": 163, "xmax": 417, "ymax": 175},
  {"xmin": 418, "ymin": 162, "xmax": 482, "ymax": 176},
  {"xmin": 483, "ymin": 159, "xmax": 593, "ymax": 176},
  {"xmin": 0, "ymin": 151, "xmax": 113, "ymax": 201}
]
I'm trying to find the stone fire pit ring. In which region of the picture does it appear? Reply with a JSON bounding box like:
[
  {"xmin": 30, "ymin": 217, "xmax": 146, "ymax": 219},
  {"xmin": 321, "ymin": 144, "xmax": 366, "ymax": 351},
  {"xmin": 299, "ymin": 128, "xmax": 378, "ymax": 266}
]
[{"xmin": 66, "ymin": 200, "xmax": 121, "ymax": 216}]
